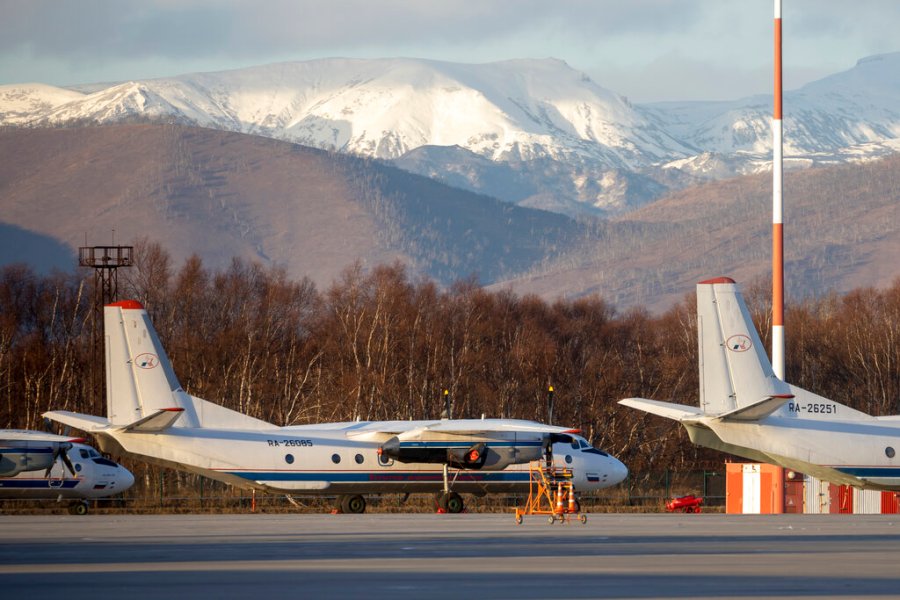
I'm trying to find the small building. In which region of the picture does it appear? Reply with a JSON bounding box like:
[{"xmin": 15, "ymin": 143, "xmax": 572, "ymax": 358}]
[{"xmin": 725, "ymin": 462, "xmax": 900, "ymax": 514}]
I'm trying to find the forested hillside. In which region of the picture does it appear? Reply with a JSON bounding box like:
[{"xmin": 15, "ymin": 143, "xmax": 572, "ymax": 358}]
[{"xmin": 2, "ymin": 241, "xmax": 898, "ymax": 478}]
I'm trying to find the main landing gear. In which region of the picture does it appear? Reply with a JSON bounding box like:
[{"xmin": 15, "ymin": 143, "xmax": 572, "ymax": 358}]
[
  {"xmin": 436, "ymin": 464, "xmax": 466, "ymax": 513},
  {"xmin": 67, "ymin": 500, "xmax": 89, "ymax": 515},
  {"xmin": 437, "ymin": 491, "xmax": 464, "ymax": 513},
  {"xmin": 335, "ymin": 494, "xmax": 367, "ymax": 514}
]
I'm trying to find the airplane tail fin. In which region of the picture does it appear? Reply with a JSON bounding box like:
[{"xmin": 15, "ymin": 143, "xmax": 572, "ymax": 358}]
[
  {"xmin": 104, "ymin": 301, "xmax": 273, "ymax": 431},
  {"xmin": 696, "ymin": 278, "xmax": 791, "ymax": 415},
  {"xmin": 104, "ymin": 301, "xmax": 198, "ymax": 427}
]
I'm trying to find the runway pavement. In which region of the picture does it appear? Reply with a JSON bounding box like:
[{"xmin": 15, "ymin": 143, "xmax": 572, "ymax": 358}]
[{"xmin": 2, "ymin": 512, "xmax": 900, "ymax": 599}]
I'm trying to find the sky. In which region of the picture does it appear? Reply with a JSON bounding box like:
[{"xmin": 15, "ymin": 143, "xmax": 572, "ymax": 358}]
[{"xmin": 2, "ymin": 0, "xmax": 898, "ymax": 102}]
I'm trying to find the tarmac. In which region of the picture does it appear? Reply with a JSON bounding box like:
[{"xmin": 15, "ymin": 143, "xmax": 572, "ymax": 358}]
[{"xmin": 2, "ymin": 512, "xmax": 900, "ymax": 599}]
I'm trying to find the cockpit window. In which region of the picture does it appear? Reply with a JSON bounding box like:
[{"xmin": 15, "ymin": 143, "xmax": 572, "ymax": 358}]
[
  {"xmin": 579, "ymin": 439, "xmax": 590, "ymax": 449},
  {"xmin": 79, "ymin": 449, "xmax": 90, "ymax": 459},
  {"xmin": 582, "ymin": 447, "xmax": 609, "ymax": 457},
  {"xmin": 92, "ymin": 457, "xmax": 118, "ymax": 468},
  {"xmin": 88, "ymin": 449, "xmax": 101, "ymax": 458}
]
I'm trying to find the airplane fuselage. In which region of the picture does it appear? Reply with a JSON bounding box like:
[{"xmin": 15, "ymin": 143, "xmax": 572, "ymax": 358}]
[
  {"xmin": 96, "ymin": 424, "xmax": 625, "ymax": 495},
  {"xmin": 692, "ymin": 413, "xmax": 900, "ymax": 490}
]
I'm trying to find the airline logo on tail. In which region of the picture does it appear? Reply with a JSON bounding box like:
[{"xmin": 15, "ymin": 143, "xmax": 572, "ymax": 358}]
[
  {"xmin": 135, "ymin": 353, "xmax": 159, "ymax": 369},
  {"xmin": 728, "ymin": 335, "xmax": 752, "ymax": 352}
]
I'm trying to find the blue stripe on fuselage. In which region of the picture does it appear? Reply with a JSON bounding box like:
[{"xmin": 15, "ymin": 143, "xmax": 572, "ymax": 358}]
[
  {"xmin": 835, "ymin": 466, "xmax": 900, "ymax": 478},
  {"xmin": 0, "ymin": 479, "xmax": 80, "ymax": 489}
]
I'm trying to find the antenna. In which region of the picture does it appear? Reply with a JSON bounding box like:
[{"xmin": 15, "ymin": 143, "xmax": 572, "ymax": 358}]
[
  {"xmin": 772, "ymin": 0, "xmax": 785, "ymax": 380},
  {"xmin": 441, "ymin": 389, "xmax": 451, "ymax": 420},
  {"xmin": 547, "ymin": 385, "xmax": 554, "ymax": 425}
]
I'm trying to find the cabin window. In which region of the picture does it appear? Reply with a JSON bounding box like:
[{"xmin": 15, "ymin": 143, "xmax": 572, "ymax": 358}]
[
  {"xmin": 887, "ymin": 447, "xmax": 896, "ymax": 459},
  {"xmin": 355, "ymin": 454, "xmax": 364, "ymax": 464},
  {"xmin": 74, "ymin": 463, "xmax": 82, "ymax": 472},
  {"xmin": 285, "ymin": 454, "xmax": 294, "ymax": 464},
  {"xmin": 565, "ymin": 455, "xmax": 573, "ymax": 464},
  {"xmin": 332, "ymin": 454, "xmax": 341, "ymax": 464}
]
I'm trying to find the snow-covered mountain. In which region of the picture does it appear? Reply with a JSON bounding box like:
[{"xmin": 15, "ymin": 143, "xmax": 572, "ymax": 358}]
[
  {"xmin": 2, "ymin": 58, "xmax": 690, "ymax": 163},
  {"xmin": 648, "ymin": 53, "xmax": 900, "ymax": 173},
  {"xmin": 3, "ymin": 54, "xmax": 900, "ymax": 216}
]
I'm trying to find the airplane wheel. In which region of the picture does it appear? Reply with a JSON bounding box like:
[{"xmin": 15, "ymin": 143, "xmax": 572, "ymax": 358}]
[
  {"xmin": 341, "ymin": 494, "xmax": 366, "ymax": 514},
  {"xmin": 548, "ymin": 515, "xmax": 556, "ymax": 524},
  {"xmin": 515, "ymin": 515, "xmax": 523, "ymax": 525},
  {"xmin": 579, "ymin": 514, "xmax": 587, "ymax": 524},
  {"xmin": 443, "ymin": 492, "xmax": 464, "ymax": 514},
  {"xmin": 69, "ymin": 502, "xmax": 88, "ymax": 516}
]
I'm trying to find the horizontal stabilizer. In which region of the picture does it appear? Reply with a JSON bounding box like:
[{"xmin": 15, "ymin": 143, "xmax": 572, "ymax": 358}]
[
  {"xmin": 714, "ymin": 394, "xmax": 794, "ymax": 422},
  {"xmin": 0, "ymin": 430, "xmax": 86, "ymax": 443},
  {"xmin": 618, "ymin": 398, "xmax": 704, "ymax": 422},
  {"xmin": 43, "ymin": 410, "xmax": 111, "ymax": 432},
  {"xmin": 122, "ymin": 408, "xmax": 185, "ymax": 432}
]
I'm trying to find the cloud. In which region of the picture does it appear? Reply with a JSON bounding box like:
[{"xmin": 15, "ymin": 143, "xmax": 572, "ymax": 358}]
[
  {"xmin": 0, "ymin": 0, "xmax": 897, "ymax": 100},
  {"xmin": 0, "ymin": 0, "xmax": 702, "ymax": 61}
]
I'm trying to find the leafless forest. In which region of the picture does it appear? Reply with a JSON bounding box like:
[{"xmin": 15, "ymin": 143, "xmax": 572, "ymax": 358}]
[{"xmin": 2, "ymin": 239, "xmax": 899, "ymax": 498}]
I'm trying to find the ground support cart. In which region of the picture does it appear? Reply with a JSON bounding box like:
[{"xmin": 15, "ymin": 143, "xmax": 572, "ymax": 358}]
[{"xmin": 513, "ymin": 461, "xmax": 587, "ymax": 525}]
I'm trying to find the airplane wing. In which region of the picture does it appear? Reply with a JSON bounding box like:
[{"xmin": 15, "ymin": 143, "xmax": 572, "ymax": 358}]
[
  {"xmin": 345, "ymin": 419, "xmax": 579, "ymax": 439},
  {"xmin": 420, "ymin": 420, "xmax": 580, "ymax": 435},
  {"xmin": 0, "ymin": 429, "xmax": 86, "ymax": 443}
]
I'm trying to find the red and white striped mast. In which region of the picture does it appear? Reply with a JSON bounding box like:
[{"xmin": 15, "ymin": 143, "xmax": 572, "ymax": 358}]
[{"xmin": 772, "ymin": 0, "xmax": 785, "ymax": 379}]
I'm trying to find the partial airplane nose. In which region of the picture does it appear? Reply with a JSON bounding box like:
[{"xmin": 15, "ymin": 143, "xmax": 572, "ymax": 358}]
[
  {"xmin": 118, "ymin": 466, "xmax": 135, "ymax": 492},
  {"xmin": 609, "ymin": 457, "xmax": 628, "ymax": 485}
]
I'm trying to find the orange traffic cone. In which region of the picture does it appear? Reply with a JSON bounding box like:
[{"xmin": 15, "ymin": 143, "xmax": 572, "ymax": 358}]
[{"xmin": 567, "ymin": 485, "xmax": 576, "ymax": 514}]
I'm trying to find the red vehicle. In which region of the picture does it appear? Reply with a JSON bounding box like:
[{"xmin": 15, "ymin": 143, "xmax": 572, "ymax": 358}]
[{"xmin": 666, "ymin": 494, "xmax": 703, "ymax": 513}]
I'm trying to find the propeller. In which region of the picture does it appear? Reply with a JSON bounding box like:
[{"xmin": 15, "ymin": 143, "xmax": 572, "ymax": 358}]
[{"xmin": 44, "ymin": 443, "xmax": 77, "ymax": 478}]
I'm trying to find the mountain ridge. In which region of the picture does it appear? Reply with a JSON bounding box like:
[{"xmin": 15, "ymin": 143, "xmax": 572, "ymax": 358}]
[
  {"xmin": 1, "ymin": 124, "xmax": 896, "ymax": 311},
  {"xmin": 4, "ymin": 54, "xmax": 898, "ymax": 216}
]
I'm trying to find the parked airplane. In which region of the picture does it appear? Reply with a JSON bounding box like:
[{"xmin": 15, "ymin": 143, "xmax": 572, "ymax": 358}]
[
  {"xmin": 0, "ymin": 430, "xmax": 135, "ymax": 514},
  {"xmin": 45, "ymin": 300, "xmax": 627, "ymax": 513},
  {"xmin": 620, "ymin": 277, "xmax": 900, "ymax": 491}
]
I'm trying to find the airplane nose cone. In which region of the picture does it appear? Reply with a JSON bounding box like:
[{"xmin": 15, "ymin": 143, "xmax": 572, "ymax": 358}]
[
  {"xmin": 609, "ymin": 458, "xmax": 628, "ymax": 485},
  {"xmin": 119, "ymin": 467, "xmax": 135, "ymax": 492}
]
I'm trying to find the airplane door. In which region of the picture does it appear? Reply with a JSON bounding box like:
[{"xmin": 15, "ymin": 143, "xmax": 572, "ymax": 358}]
[{"xmin": 742, "ymin": 464, "xmax": 761, "ymax": 514}]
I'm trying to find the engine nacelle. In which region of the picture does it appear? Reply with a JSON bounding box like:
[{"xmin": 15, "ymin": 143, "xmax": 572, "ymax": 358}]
[
  {"xmin": 379, "ymin": 438, "xmax": 503, "ymax": 469},
  {"xmin": 0, "ymin": 450, "xmax": 54, "ymax": 477}
]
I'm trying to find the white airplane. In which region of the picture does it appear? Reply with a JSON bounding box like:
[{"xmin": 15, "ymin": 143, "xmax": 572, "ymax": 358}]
[
  {"xmin": 620, "ymin": 277, "xmax": 900, "ymax": 491},
  {"xmin": 0, "ymin": 430, "xmax": 135, "ymax": 514},
  {"xmin": 45, "ymin": 300, "xmax": 628, "ymax": 513}
]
